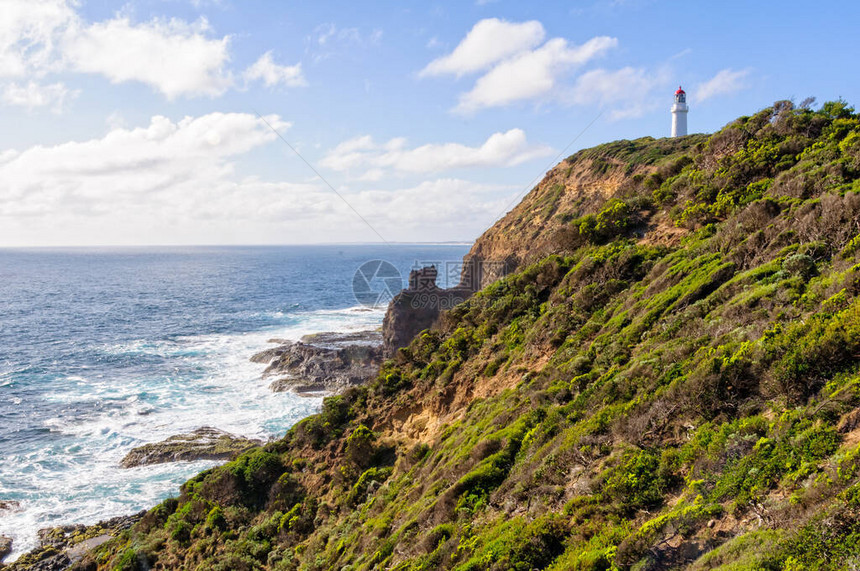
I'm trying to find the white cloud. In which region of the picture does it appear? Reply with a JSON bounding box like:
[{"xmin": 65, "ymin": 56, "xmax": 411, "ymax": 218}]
[
  {"xmin": 566, "ymin": 66, "xmax": 666, "ymax": 119},
  {"xmin": 419, "ymin": 18, "xmax": 545, "ymax": 78},
  {"xmin": 0, "ymin": 112, "xmax": 292, "ymax": 222},
  {"xmin": 244, "ymin": 51, "xmax": 307, "ymax": 88},
  {"xmin": 0, "ymin": 111, "xmax": 518, "ymax": 245},
  {"xmin": 0, "ymin": 0, "xmax": 75, "ymax": 78},
  {"xmin": 64, "ymin": 16, "xmax": 232, "ymax": 99},
  {"xmin": 319, "ymin": 129, "xmax": 553, "ymax": 175},
  {"xmin": 2, "ymin": 80, "xmax": 78, "ymax": 112},
  {"xmin": 0, "ymin": 0, "xmax": 233, "ymax": 97},
  {"xmin": 455, "ymin": 36, "xmax": 617, "ymax": 112},
  {"xmin": 695, "ymin": 68, "xmax": 751, "ymax": 103},
  {"xmin": 0, "ymin": 0, "xmax": 306, "ymax": 100}
]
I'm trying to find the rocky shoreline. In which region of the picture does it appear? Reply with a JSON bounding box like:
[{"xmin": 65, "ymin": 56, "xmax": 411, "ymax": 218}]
[
  {"xmin": 251, "ymin": 329, "xmax": 383, "ymax": 394},
  {"xmin": 1, "ymin": 328, "xmax": 386, "ymax": 569},
  {"xmin": 1, "ymin": 513, "xmax": 143, "ymax": 570},
  {"xmin": 120, "ymin": 427, "xmax": 264, "ymax": 468},
  {"xmin": 119, "ymin": 330, "xmax": 384, "ymax": 469}
]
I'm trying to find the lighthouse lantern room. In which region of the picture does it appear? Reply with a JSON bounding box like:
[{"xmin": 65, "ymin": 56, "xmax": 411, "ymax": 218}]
[{"xmin": 671, "ymin": 86, "xmax": 688, "ymax": 137}]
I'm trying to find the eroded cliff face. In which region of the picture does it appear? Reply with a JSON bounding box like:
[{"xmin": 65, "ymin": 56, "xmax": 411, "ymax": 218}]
[
  {"xmin": 463, "ymin": 136, "xmax": 705, "ymax": 289},
  {"xmin": 461, "ymin": 157, "xmax": 636, "ymax": 289}
]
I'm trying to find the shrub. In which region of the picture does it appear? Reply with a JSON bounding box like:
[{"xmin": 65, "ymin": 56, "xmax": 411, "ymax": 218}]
[
  {"xmin": 346, "ymin": 467, "xmax": 393, "ymax": 506},
  {"xmin": 345, "ymin": 424, "xmax": 376, "ymax": 469},
  {"xmin": 603, "ymin": 450, "xmax": 665, "ymax": 515},
  {"xmin": 783, "ymin": 253, "xmax": 817, "ymax": 278},
  {"xmin": 205, "ymin": 506, "xmax": 227, "ymax": 533},
  {"xmin": 454, "ymin": 515, "xmax": 569, "ymax": 571}
]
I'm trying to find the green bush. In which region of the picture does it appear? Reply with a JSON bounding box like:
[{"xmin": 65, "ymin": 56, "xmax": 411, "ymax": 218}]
[
  {"xmin": 345, "ymin": 466, "xmax": 393, "ymax": 506},
  {"xmin": 603, "ymin": 450, "xmax": 665, "ymax": 515},
  {"xmin": 783, "ymin": 253, "xmax": 817, "ymax": 278}
]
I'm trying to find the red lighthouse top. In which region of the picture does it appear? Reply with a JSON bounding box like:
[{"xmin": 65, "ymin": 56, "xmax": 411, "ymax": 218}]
[{"xmin": 675, "ymin": 86, "xmax": 685, "ymax": 95}]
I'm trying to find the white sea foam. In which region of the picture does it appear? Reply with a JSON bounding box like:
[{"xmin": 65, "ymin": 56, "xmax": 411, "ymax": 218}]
[{"xmin": 0, "ymin": 306, "xmax": 384, "ymax": 560}]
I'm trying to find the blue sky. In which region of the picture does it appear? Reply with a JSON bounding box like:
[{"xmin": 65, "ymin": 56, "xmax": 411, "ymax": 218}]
[{"xmin": 1, "ymin": 0, "xmax": 858, "ymax": 246}]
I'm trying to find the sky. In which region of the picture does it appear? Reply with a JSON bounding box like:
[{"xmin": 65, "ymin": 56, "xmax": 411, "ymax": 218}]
[{"xmin": 0, "ymin": 0, "xmax": 858, "ymax": 247}]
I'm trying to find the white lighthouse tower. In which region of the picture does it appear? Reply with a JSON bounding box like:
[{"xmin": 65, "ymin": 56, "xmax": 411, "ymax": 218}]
[{"xmin": 671, "ymin": 86, "xmax": 688, "ymax": 137}]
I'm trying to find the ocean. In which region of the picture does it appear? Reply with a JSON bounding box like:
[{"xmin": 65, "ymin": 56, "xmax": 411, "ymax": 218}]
[{"xmin": 0, "ymin": 244, "xmax": 470, "ymax": 559}]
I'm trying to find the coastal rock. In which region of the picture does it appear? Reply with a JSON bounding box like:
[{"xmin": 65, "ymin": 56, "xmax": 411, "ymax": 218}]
[
  {"xmin": 120, "ymin": 427, "xmax": 262, "ymax": 468},
  {"xmin": 268, "ymin": 377, "xmax": 332, "ymax": 395},
  {"xmin": 0, "ymin": 536, "xmax": 11, "ymax": 563},
  {"xmin": 5, "ymin": 513, "xmax": 143, "ymax": 570},
  {"xmin": 252, "ymin": 330, "xmax": 382, "ymax": 393},
  {"xmin": 0, "ymin": 500, "xmax": 21, "ymax": 513},
  {"xmin": 381, "ymin": 267, "xmax": 472, "ymax": 358},
  {"xmin": 300, "ymin": 330, "xmax": 382, "ymax": 348}
]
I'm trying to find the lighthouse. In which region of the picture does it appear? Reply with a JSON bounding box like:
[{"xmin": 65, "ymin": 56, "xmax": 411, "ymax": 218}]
[{"xmin": 671, "ymin": 86, "xmax": 688, "ymax": 137}]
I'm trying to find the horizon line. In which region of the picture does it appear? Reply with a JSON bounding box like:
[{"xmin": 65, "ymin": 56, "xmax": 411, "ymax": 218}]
[{"xmin": 0, "ymin": 241, "xmax": 475, "ymax": 250}]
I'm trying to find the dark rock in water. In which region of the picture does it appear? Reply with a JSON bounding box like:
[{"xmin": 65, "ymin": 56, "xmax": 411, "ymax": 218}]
[
  {"xmin": 120, "ymin": 427, "xmax": 262, "ymax": 468},
  {"xmin": 251, "ymin": 330, "xmax": 382, "ymax": 394},
  {"xmin": 382, "ymin": 267, "xmax": 472, "ymax": 358},
  {"xmin": 0, "ymin": 536, "xmax": 11, "ymax": 563},
  {"xmin": 268, "ymin": 378, "xmax": 333, "ymax": 395},
  {"xmin": 250, "ymin": 345, "xmax": 287, "ymax": 364},
  {"xmin": 5, "ymin": 512, "xmax": 143, "ymax": 570},
  {"xmin": 0, "ymin": 500, "xmax": 21, "ymax": 513},
  {"xmin": 300, "ymin": 330, "xmax": 382, "ymax": 348}
]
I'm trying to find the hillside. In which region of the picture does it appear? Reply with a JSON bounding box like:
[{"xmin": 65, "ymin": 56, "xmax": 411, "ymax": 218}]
[
  {"xmin": 463, "ymin": 134, "xmax": 708, "ymax": 289},
  {"xmin": 30, "ymin": 99, "xmax": 860, "ymax": 571}
]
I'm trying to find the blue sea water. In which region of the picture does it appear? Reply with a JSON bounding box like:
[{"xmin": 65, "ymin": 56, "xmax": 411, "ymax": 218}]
[{"xmin": 0, "ymin": 244, "xmax": 469, "ymax": 559}]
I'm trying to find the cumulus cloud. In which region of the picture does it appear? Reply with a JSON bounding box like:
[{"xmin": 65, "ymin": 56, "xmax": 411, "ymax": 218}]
[
  {"xmin": 419, "ymin": 19, "xmax": 618, "ymax": 113},
  {"xmin": 456, "ymin": 36, "xmax": 617, "ymax": 112},
  {"xmin": 0, "ymin": 0, "xmax": 305, "ymax": 101},
  {"xmin": 64, "ymin": 16, "xmax": 232, "ymax": 99},
  {"xmin": 0, "ymin": 0, "xmax": 76, "ymax": 78},
  {"xmin": 695, "ymin": 68, "xmax": 751, "ymax": 102},
  {"xmin": 0, "ymin": 112, "xmax": 518, "ymax": 245},
  {"xmin": 0, "ymin": 112, "xmax": 291, "ymax": 221},
  {"xmin": 319, "ymin": 129, "xmax": 553, "ymax": 176},
  {"xmin": 419, "ymin": 18, "xmax": 545, "ymax": 78},
  {"xmin": 0, "ymin": 0, "xmax": 232, "ymax": 98},
  {"xmin": 2, "ymin": 81, "xmax": 78, "ymax": 112},
  {"xmin": 244, "ymin": 52, "xmax": 307, "ymax": 88}
]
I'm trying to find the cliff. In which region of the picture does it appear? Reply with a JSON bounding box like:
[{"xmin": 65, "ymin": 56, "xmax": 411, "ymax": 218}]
[
  {"xmin": 382, "ymin": 267, "xmax": 472, "ymax": 358},
  {"xmin": 36, "ymin": 99, "xmax": 860, "ymax": 571},
  {"xmin": 462, "ymin": 135, "xmax": 708, "ymax": 289},
  {"xmin": 382, "ymin": 137, "xmax": 708, "ymax": 357}
]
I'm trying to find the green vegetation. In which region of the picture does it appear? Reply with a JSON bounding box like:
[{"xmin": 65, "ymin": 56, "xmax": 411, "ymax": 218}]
[{"xmin": 82, "ymin": 100, "xmax": 860, "ymax": 570}]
